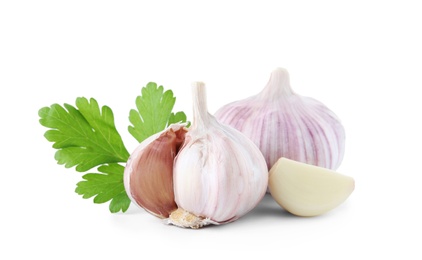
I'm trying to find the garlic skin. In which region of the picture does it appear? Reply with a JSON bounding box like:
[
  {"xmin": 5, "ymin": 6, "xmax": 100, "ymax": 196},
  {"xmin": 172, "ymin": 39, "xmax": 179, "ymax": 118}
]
[
  {"xmin": 123, "ymin": 82, "xmax": 268, "ymax": 228},
  {"xmin": 215, "ymin": 68, "xmax": 345, "ymax": 170}
]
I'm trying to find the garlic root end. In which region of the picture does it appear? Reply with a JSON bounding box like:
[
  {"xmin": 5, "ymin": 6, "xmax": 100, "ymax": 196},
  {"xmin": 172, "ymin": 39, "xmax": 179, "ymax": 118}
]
[{"xmin": 166, "ymin": 208, "xmax": 219, "ymax": 229}]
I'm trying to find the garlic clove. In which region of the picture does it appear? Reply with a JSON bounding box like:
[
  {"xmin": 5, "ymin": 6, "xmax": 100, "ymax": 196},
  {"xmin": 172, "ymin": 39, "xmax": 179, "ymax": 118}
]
[
  {"xmin": 268, "ymin": 157, "xmax": 354, "ymax": 217},
  {"xmin": 124, "ymin": 124, "xmax": 187, "ymax": 218},
  {"xmin": 215, "ymin": 67, "xmax": 345, "ymax": 170}
]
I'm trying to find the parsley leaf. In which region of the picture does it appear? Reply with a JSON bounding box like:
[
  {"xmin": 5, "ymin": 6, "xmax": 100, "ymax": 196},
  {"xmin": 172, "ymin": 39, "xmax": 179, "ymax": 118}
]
[
  {"xmin": 128, "ymin": 82, "xmax": 188, "ymax": 143},
  {"xmin": 39, "ymin": 97, "xmax": 130, "ymax": 172},
  {"xmin": 168, "ymin": 111, "xmax": 189, "ymax": 126},
  {"xmin": 75, "ymin": 163, "xmax": 130, "ymax": 213}
]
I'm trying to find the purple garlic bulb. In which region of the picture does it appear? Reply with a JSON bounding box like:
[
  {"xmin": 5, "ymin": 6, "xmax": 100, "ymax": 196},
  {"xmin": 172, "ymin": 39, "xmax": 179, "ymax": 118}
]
[{"xmin": 215, "ymin": 68, "xmax": 345, "ymax": 170}]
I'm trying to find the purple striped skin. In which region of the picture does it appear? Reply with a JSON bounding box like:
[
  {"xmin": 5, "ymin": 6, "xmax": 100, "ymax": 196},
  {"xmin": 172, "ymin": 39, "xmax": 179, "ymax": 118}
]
[{"xmin": 215, "ymin": 68, "xmax": 345, "ymax": 171}]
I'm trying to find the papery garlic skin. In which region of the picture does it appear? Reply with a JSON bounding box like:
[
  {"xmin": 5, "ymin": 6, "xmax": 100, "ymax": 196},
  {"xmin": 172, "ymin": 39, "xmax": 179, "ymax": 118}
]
[
  {"xmin": 171, "ymin": 82, "xmax": 268, "ymax": 227},
  {"xmin": 215, "ymin": 68, "xmax": 345, "ymax": 170}
]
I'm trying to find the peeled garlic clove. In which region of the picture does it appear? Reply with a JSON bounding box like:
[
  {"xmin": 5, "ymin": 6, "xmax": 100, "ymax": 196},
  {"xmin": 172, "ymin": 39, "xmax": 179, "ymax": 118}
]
[
  {"xmin": 124, "ymin": 82, "xmax": 268, "ymax": 228},
  {"xmin": 268, "ymin": 157, "xmax": 355, "ymax": 217},
  {"xmin": 215, "ymin": 68, "xmax": 345, "ymax": 170},
  {"xmin": 124, "ymin": 124, "xmax": 187, "ymax": 218}
]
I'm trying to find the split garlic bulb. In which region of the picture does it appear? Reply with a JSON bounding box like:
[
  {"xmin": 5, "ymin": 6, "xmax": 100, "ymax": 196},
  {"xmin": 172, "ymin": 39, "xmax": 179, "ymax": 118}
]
[
  {"xmin": 215, "ymin": 68, "xmax": 345, "ymax": 170},
  {"xmin": 124, "ymin": 82, "xmax": 268, "ymax": 228}
]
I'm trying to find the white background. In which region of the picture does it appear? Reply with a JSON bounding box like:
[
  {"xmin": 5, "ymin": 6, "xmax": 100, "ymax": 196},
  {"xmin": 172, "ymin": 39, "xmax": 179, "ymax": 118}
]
[{"xmin": 1, "ymin": 0, "xmax": 421, "ymax": 259}]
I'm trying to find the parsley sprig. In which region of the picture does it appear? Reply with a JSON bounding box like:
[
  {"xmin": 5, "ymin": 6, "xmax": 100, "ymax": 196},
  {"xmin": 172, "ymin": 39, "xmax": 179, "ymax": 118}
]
[{"xmin": 39, "ymin": 82, "xmax": 188, "ymax": 213}]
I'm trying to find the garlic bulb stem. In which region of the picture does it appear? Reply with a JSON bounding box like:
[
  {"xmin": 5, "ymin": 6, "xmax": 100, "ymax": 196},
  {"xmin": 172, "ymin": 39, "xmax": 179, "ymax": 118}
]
[
  {"xmin": 258, "ymin": 67, "xmax": 294, "ymax": 101},
  {"xmin": 191, "ymin": 81, "xmax": 210, "ymax": 129}
]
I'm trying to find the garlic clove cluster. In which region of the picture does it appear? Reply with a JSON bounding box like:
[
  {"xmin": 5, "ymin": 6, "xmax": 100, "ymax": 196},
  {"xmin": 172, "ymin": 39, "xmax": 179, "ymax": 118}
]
[
  {"xmin": 268, "ymin": 157, "xmax": 355, "ymax": 217},
  {"xmin": 124, "ymin": 82, "xmax": 268, "ymax": 228},
  {"xmin": 214, "ymin": 68, "xmax": 345, "ymax": 170}
]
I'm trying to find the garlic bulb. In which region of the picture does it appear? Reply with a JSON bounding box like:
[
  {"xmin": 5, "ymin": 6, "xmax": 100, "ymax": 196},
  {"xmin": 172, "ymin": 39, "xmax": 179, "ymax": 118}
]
[
  {"xmin": 124, "ymin": 82, "xmax": 268, "ymax": 228},
  {"xmin": 215, "ymin": 68, "xmax": 345, "ymax": 170}
]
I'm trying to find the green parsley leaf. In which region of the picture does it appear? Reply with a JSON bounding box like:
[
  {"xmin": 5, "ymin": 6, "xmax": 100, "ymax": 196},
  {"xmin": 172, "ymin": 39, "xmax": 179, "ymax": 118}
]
[
  {"xmin": 168, "ymin": 111, "xmax": 188, "ymax": 126},
  {"xmin": 75, "ymin": 163, "xmax": 130, "ymax": 213},
  {"xmin": 39, "ymin": 97, "xmax": 130, "ymax": 172},
  {"xmin": 128, "ymin": 82, "xmax": 188, "ymax": 143}
]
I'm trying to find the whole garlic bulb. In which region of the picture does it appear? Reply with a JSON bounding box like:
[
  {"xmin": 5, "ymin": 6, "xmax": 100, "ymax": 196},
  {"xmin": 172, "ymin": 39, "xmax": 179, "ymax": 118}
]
[
  {"xmin": 215, "ymin": 68, "xmax": 345, "ymax": 170},
  {"xmin": 124, "ymin": 82, "xmax": 268, "ymax": 228}
]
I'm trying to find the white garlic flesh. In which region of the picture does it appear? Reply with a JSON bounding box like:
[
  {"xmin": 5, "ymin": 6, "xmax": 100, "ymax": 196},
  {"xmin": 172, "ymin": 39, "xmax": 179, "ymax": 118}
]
[
  {"xmin": 215, "ymin": 68, "xmax": 345, "ymax": 170},
  {"xmin": 268, "ymin": 157, "xmax": 355, "ymax": 217},
  {"xmin": 124, "ymin": 82, "xmax": 268, "ymax": 228}
]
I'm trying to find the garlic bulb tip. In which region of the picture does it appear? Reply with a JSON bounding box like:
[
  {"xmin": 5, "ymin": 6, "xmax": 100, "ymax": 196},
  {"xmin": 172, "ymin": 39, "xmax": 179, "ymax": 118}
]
[{"xmin": 192, "ymin": 81, "xmax": 206, "ymax": 88}]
